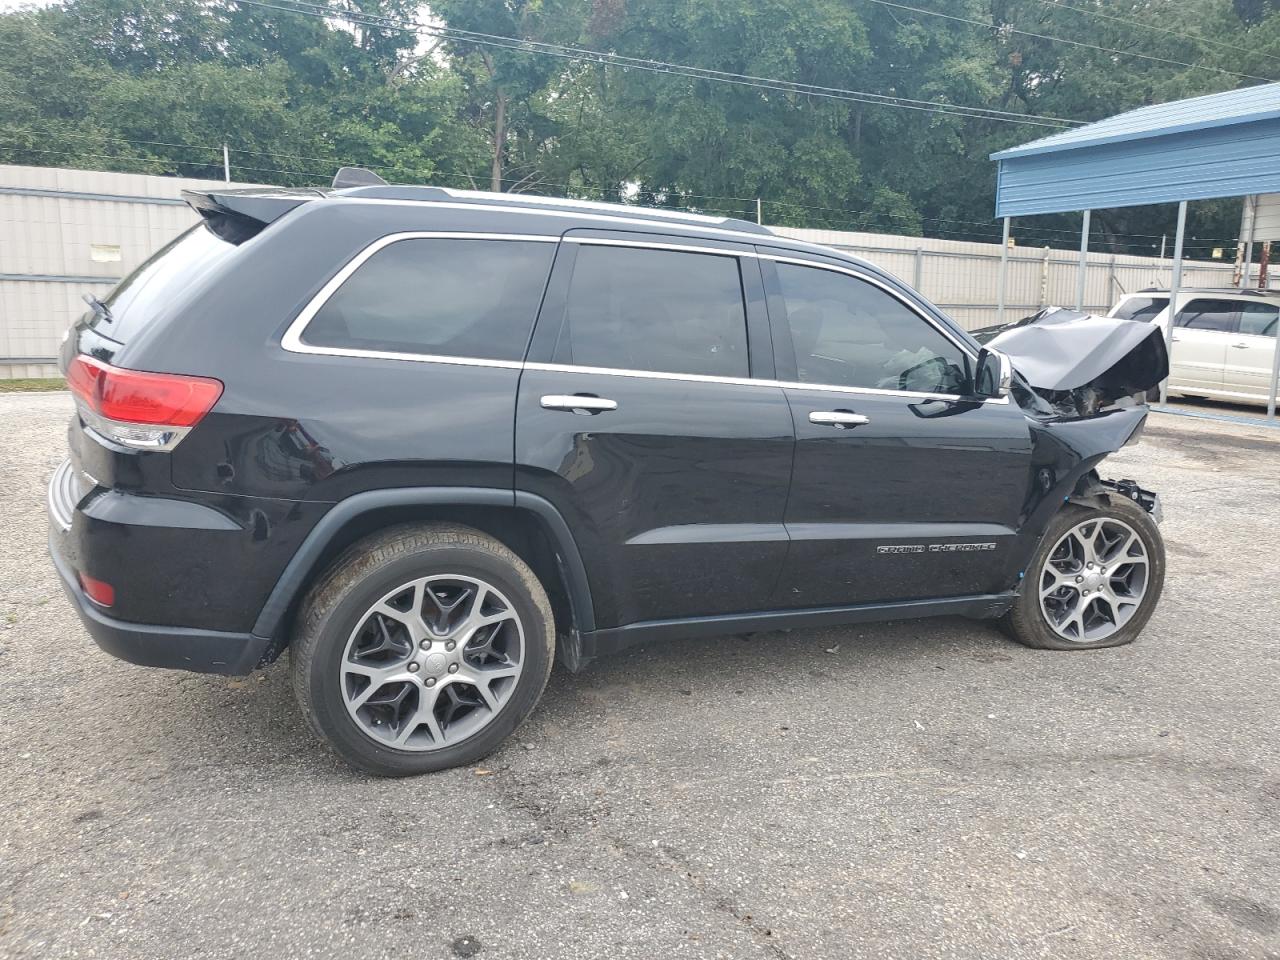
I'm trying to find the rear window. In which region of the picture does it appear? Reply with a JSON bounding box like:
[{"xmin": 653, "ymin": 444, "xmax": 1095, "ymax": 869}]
[
  {"xmin": 302, "ymin": 238, "xmax": 555, "ymax": 362},
  {"xmin": 96, "ymin": 225, "xmax": 235, "ymax": 342},
  {"xmin": 1111, "ymin": 296, "xmax": 1168, "ymax": 323}
]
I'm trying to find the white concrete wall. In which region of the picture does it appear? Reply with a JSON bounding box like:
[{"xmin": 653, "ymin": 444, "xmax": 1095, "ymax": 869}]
[{"xmin": 0, "ymin": 164, "xmax": 1263, "ymax": 378}]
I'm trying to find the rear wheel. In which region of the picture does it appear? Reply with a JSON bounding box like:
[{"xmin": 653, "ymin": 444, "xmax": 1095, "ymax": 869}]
[
  {"xmin": 291, "ymin": 524, "xmax": 554, "ymax": 776},
  {"xmin": 1003, "ymin": 498, "xmax": 1164, "ymax": 651}
]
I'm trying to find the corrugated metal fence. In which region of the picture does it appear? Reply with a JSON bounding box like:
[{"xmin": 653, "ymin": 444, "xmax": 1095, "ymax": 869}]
[
  {"xmin": 1, "ymin": 164, "xmax": 1269, "ymax": 379},
  {"xmin": 774, "ymin": 227, "xmax": 1274, "ymax": 331}
]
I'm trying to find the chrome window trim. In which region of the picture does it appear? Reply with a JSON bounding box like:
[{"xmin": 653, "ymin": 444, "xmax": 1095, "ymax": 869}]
[
  {"xmin": 281, "ymin": 229, "xmax": 1009, "ymax": 405},
  {"xmin": 523, "ymin": 360, "xmax": 989, "ymax": 402},
  {"xmin": 280, "ymin": 231, "xmax": 559, "ymax": 365}
]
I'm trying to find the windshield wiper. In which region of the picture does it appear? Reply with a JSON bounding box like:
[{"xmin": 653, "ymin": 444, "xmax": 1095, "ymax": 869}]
[{"xmin": 82, "ymin": 293, "xmax": 112, "ymax": 322}]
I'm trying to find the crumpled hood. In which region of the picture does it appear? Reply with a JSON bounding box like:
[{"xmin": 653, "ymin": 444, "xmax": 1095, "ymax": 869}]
[
  {"xmin": 969, "ymin": 307, "xmax": 1169, "ymax": 419},
  {"xmin": 984, "ymin": 307, "xmax": 1168, "ymax": 393}
]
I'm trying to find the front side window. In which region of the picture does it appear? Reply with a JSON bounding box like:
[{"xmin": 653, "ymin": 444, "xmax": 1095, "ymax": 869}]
[
  {"xmin": 555, "ymin": 245, "xmax": 750, "ymax": 378},
  {"xmin": 1173, "ymin": 299, "xmax": 1237, "ymax": 333},
  {"xmin": 1238, "ymin": 302, "xmax": 1278, "ymax": 338},
  {"xmin": 1111, "ymin": 296, "xmax": 1168, "ymax": 323},
  {"xmin": 303, "ymin": 238, "xmax": 555, "ymax": 361},
  {"xmin": 775, "ymin": 263, "xmax": 969, "ymax": 394}
]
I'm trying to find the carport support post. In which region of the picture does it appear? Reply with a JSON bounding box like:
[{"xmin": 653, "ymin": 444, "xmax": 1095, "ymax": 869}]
[
  {"xmin": 1268, "ymin": 326, "xmax": 1279, "ymax": 419},
  {"xmin": 1160, "ymin": 201, "xmax": 1187, "ymax": 406},
  {"xmin": 1075, "ymin": 210, "xmax": 1091, "ymax": 311},
  {"xmin": 997, "ymin": 217, "xmax": 1010, "ymax": 326}
]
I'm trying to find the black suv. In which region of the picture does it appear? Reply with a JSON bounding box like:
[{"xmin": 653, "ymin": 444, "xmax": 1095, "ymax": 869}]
[{"xmin": 49, "ymin": 172, "xmax": 1166, "ymax": 776}]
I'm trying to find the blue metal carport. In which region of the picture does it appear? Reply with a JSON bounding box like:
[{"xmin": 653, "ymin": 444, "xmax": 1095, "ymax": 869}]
[{"xmin": 991, "ymin": 83, "xmax": 1280, "ymax": 420}]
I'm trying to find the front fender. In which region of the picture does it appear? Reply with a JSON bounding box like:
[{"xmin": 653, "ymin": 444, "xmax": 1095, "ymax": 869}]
[{"xmin": 1010, "ymin": 405, "xmax": 1150, "ymax": 579}]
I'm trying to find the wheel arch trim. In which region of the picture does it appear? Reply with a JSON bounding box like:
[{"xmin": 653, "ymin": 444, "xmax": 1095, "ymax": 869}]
[{"xmin": 250, "ymin": 487, "xmax": 596, "ymax": 641}]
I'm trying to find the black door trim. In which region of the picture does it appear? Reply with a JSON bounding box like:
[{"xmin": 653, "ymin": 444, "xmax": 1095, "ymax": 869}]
[{"xmin": 580, "ymin": 592, "xmax": 1016, "ymax": 659}]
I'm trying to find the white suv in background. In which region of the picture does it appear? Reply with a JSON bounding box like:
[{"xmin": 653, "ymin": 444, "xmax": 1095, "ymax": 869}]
[{"xmin": 1108, "ymin": 289, "xmax": 1280, "ymax": 407}]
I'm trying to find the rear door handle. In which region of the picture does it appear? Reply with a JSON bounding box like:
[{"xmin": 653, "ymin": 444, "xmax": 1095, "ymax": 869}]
[
  {"xmin": 1230, "ymin": 342, "xmax": 1250, "ymax": 349},
  {"xmin": 540, "ymin": 394, "xmax": 618, "ymax": 414},
  {"xmin": 809, "ymin": 410, "xmax": 869, "ymax": 428}
]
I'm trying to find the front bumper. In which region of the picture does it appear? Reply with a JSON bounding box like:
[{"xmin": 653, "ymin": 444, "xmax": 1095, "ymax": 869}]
[{"xmin": 1109, "ymin": 478, "xmax": 1162, "ymax": 524}]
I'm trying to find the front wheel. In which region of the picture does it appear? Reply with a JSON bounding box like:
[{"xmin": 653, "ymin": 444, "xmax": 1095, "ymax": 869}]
[
  {"xmin": 1002, "ymin": 497, "xmax": 1165, "ymax": 651},
  {"xmin": 291, "ymin": 524, "xmax": 555, "ymax": 776}
]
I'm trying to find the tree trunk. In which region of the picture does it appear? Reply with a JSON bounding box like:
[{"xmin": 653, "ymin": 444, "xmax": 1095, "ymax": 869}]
[{"xmin": 491, "ymin": 89, "xmax": 508, "ymax": 193}]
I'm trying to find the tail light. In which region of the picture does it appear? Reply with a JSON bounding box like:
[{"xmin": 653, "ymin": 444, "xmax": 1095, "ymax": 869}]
[
  {"xmin": 67, "ymin": 356, "xmax": 223, "ymax": 450},
  {"xmin": 78, "ymin": 572, "xmax": 116, "ymax": 607}
]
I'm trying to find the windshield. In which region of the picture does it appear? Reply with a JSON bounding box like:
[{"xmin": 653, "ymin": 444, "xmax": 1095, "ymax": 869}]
[
  {"xmin": 94, "ymin": 224, "xmax": 234, "ymax": 341},
  {"xmin": 1110, "ymin": 296, "xmax": 1168, "ymax": 323}
]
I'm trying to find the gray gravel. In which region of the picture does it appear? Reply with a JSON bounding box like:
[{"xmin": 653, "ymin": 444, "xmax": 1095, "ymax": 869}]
[{"xmin": 1, "ymin": 392, "xmax": 1278, "ymax": 960}]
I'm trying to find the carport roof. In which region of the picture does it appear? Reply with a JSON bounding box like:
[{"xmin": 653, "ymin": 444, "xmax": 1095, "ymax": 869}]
[
  {"xmin": 991, "ymin": 82, "xmax": 1280, "ymax": 217},
  {"xmin": 992, "ymin": 83, "xmax": 1280, "ymax": 160}
]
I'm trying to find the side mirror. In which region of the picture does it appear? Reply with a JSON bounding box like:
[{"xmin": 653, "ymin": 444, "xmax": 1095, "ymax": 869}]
[{"xmin": 974, "ymin": 347, "xmax": 1012, "ymax": 399}]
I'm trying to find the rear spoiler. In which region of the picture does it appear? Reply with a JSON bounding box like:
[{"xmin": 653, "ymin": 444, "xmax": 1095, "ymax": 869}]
[{"xmin": 181, "ymin": 188, "xmax": 321, "ymax": 244}]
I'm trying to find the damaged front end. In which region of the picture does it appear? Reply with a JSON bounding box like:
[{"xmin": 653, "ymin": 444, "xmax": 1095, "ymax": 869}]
[
  {"xmin": 975, "ymin": 307, "xmax": 1167, "ymax": 588},
  {"xmin": 976, "ymin": 307, "xmax": 1168, "ymax": 419}
]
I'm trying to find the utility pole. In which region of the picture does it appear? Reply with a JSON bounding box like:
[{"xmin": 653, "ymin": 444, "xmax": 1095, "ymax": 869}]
[
  {"xmin": 1233, "ymin": 195, "xmax": 1257, "ymax": 287},
  {"xmin": 223, "ymin": 143, "xmax": 231, "ymax": 183},
  {"xmin": 1259, "ymin": 240, "xmax": 1271, "ymax": 289},
  {"xmin": 756, "ymin": 198, "xmax": 762, "ymax": 225}
]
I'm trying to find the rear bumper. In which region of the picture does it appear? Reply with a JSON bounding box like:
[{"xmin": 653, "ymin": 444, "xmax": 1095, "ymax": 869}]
[
  {"xmin": 49, "ymin": 524, "xmax": 269, "ymax": 675},
  {"xmin": 48, "ymin": 455, "xmax": 277, "ymax": 676}
]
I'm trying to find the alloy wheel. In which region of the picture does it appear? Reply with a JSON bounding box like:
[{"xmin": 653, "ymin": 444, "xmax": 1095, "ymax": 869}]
[
  {"xmin": 1038, "ymin": 517, "xmax": 1150, "ymax": 643},
  {"xmin": 339, "ymin": 575, "xmax": 525, "ymax": 750}
]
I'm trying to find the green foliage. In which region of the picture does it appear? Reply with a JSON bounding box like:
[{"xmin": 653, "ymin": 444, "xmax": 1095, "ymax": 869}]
[{"xmin": 0, "ymin": 0, "xmax": 1277, "ymax": 253}]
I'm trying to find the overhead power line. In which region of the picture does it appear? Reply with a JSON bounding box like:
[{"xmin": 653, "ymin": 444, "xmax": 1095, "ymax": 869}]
[
  {"xmin": 0, "ymin": 138, "xmax": 1240, "ymax": 253},
  {"xmin": 226, "ymin": 0, "xmax": 1078, "ymax": 128},
  {"xmin": 862, "ymin": 0, "xmax": 1274, "ymax": 84},
  {"xmin": 1027, "ymin": 0, "xmax": 1280, "ymax": 65}
]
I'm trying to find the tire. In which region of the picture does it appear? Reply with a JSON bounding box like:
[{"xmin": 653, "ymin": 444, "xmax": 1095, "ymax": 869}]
[
  {"xmin": 1001, "ymin": 496, "xmax": 1165, "ymax": 651},
  {"xmin": 290, "ymin": 524, "xmax": 555, "ymax": 776}
]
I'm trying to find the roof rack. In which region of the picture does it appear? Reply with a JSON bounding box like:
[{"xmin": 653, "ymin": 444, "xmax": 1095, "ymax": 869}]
[
  {"xmin": 330, "ymin": 180, "xmax": 773, "ymax": 235},
  {"xmin": 1136, "ymin": 286, "xmax": 1272, "ymax": 296}
]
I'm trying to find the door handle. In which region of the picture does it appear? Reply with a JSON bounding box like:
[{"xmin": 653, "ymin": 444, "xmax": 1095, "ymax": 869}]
[
  {"xmin": 1171, "ymin": 336, "xmax": 1182, "ymax": 343},
  {"xmin": 540, "ymin": 394, "xmax": 618, "ymax": 414},
  {"xmin": 1230, "ymin": 342, "xmax": 1250, "ymax": 349},
  {"xmin": 809, "ymin": 410, "xmax": 870, "ymax": 428}
]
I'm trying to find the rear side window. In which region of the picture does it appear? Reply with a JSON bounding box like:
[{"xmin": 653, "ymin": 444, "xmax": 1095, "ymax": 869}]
[
  {"xmin": 1111, "ymin": 296, "xmax": 1168, "ymax": 323},
  {"xmin": 303, "ymin": 238, "xmax": 555, "ymax": 361},
  {"xmin": 554, "ymin": 245, "xmax": 749, "ymax": 378},
  {"xmin": 1238, "ymin": 302, "xmax": 1279, "ymax": 337},
  {"xmin": 1173, "ymin": 299, "xmax": 1237, "ymax": 332}
]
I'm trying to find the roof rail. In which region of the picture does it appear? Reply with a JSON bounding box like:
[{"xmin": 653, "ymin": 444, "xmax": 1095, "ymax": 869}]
[
  {"xmin": 331, "ymin": 181, "xmax": 773, "ymax": 235},
  {"xmin": 1136, "ymin": 286, "xmax": 1271, "ymax": 296}
]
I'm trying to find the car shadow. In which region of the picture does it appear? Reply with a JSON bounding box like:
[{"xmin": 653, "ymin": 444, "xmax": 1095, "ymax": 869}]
[{"xmin": 112, "ymin": 614, "xmax": 1022, "ymax": 780}]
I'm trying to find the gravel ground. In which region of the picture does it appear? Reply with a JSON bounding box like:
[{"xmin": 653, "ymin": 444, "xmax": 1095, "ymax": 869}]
[{"xmin": 1, "ymin": 393, "xmax": 1277, "ymax": 960}]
